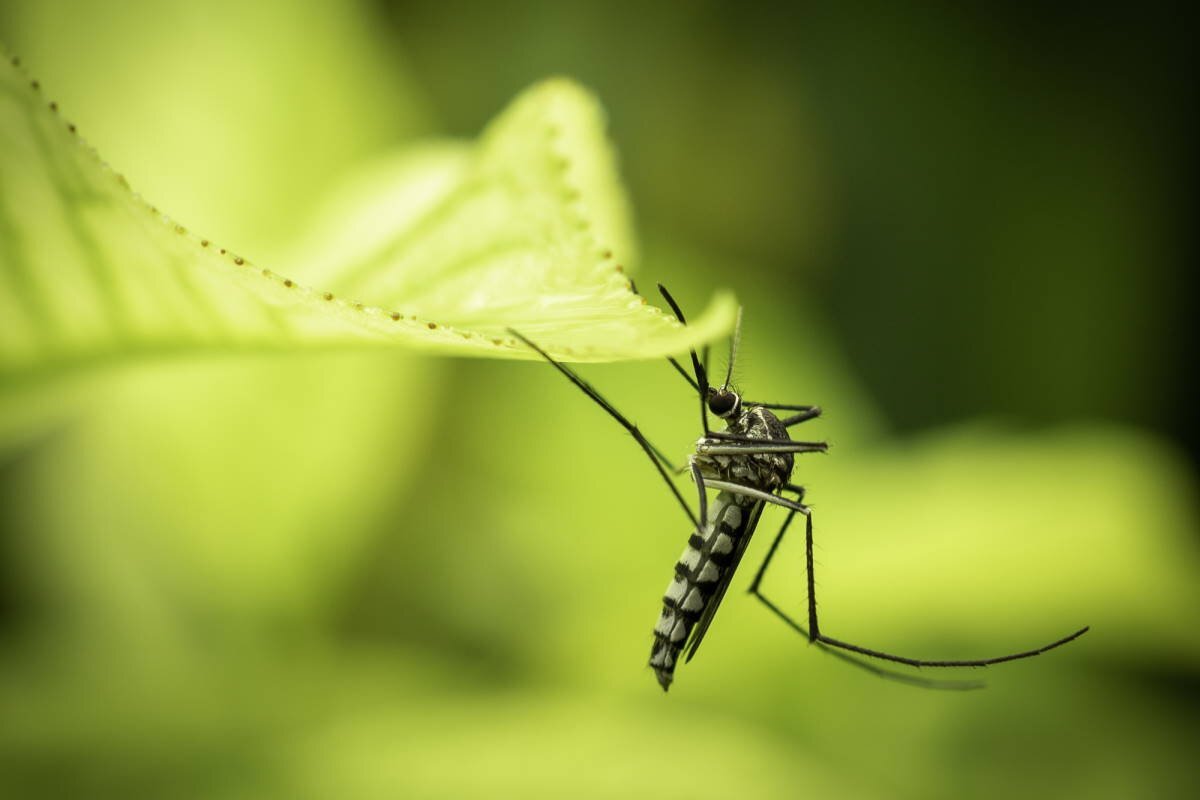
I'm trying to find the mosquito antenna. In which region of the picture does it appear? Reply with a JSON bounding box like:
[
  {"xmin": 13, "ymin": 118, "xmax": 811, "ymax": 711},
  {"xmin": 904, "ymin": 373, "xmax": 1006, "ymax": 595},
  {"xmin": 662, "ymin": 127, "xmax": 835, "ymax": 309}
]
[{"xmin": 722, "ymin": 306, "xmax": 743, "ymax": 391}]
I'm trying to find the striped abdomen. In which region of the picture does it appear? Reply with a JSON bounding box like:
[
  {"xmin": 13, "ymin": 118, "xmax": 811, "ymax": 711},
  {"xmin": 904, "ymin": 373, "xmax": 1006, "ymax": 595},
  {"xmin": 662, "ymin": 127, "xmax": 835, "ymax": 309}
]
[{"xmin": 649, "ymin": 492, "xmax": 757, "ymax": 690}]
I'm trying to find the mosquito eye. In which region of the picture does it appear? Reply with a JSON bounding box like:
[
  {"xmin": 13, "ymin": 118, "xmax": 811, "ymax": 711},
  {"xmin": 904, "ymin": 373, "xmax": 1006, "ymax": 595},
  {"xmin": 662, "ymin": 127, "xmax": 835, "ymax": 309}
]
[{"xmin": 708, "ymin": 391, "xmax": 736, "ymax": 417}]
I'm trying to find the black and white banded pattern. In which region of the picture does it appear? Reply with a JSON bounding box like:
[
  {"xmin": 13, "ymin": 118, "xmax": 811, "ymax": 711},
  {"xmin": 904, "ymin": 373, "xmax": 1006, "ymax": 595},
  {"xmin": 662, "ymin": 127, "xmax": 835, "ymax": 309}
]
[
  {"xmin": 515, "ymin": 285, "xmax": 1088, "ymax": 694},
  {"xmin": 650, "ymin": 404, "xmax": 793, "ymax": 690},
  {"xmin": 650, "ymin": 493, "xmax": 756, "ymax": 690}
]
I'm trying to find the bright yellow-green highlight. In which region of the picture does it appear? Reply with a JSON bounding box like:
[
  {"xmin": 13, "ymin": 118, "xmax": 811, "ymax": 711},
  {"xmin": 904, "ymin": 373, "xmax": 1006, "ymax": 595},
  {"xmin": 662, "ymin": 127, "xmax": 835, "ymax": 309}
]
[
  {"xmin": 0, "ymin": 3, "xmax": 1196, "ymax": 800},
  {"xmin": 0, "ymin": 57, "xmax": 736, "ymax": 393}
]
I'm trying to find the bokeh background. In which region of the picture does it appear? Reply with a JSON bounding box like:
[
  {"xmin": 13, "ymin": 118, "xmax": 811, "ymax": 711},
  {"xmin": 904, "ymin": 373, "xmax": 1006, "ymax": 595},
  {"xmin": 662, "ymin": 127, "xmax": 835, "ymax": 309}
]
[{"xmin": 1, "ymin": 1, "xmax": 1197, "ymax": 798}]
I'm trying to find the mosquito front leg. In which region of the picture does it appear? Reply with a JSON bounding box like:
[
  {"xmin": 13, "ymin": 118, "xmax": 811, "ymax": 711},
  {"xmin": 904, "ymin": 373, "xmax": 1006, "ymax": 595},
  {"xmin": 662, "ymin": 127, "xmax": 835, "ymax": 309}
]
[
  {"xmin": 509, "ymin": 329, "xmax": 698, "ymax": 529},
  {"xmin": 656, "ymin": 284, "xmax": 712, "ymax": 436}
]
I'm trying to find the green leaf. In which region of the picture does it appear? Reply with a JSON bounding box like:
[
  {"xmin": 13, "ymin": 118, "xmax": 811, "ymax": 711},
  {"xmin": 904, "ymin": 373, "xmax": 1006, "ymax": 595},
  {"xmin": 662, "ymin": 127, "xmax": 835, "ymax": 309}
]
[{"xmin": 0, "ymin": 55, "xmax": 737, "ymax": 393}]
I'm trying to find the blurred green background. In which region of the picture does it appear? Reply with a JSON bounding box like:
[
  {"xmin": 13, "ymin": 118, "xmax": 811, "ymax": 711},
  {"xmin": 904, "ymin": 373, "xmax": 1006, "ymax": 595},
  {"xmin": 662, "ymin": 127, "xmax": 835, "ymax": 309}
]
[{"xmin": 1, "ymin": 1, "xmax": 1197, "ymax": 798}]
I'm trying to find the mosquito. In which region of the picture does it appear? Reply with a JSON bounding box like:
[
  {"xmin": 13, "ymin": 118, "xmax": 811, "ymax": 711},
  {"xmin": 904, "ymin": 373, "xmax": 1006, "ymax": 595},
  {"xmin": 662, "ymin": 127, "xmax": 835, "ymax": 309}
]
[{"xmin": 510, "ymin": 285, "xmax": 1088, "ymax": 691}]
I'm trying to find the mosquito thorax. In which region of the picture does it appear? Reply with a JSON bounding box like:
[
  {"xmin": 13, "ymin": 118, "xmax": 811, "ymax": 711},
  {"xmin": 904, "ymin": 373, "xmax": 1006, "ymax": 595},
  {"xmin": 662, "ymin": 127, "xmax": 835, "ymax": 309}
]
[{"xmin": 707, "ymin": 389, "xmax": 741, "ymax": 419}]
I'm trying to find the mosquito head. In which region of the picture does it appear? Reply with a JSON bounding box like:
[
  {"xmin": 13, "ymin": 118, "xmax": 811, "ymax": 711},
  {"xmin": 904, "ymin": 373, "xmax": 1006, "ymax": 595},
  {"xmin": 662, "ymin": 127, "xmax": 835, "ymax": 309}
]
[{"xmin": 706, "ymin": 387, "xmax": 741, "ymax": 419}]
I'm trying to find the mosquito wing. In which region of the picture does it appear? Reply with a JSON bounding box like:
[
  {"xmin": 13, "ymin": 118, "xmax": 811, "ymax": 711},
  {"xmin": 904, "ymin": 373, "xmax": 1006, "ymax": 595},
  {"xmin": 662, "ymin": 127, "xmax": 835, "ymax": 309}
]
[{"xmin": 683, "ymin": 499, "xmax": 767, "ymax": 663}]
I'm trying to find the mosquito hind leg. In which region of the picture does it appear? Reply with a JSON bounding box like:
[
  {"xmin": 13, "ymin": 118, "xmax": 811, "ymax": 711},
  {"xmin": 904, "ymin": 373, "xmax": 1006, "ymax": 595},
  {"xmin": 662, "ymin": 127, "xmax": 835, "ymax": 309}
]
[
  {"xmin": 746, "ymin": 498, "xmax": 816, "ymax": 640},
  {"xmin": 748, "ymin": 491, "xmax": 988, "ymax": 690},
  {"xmin": 700, "ymin": 480, "xmax": 809, "ymax": 514},
  {"xmin": 752, "ymin": 500, "xmax": 1089, "ymax": 669}
]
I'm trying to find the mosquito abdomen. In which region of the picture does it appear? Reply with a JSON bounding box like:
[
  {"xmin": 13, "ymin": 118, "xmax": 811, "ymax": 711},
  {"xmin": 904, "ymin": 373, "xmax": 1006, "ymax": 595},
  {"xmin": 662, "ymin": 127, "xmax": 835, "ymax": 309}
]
[{"xmin": 649, "ymin": 494, "xmax": 753, "ymax": 690}]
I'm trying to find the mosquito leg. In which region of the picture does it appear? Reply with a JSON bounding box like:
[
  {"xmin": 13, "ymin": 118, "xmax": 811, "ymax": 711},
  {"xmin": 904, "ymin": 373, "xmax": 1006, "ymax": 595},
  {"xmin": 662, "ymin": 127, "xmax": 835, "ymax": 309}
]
[
  {"xmin": 657, "ymin": 284, "xmax": 711, "ymax": 436},
  {"xmin": 667, "ymin": 357, "xmax": 699, "ymax": 392},
  {"xmin": 689, "ymin": 459, "xmax": 709, "ymax": 532},
  {"xmin": 743, "ymin": 496, "xmax": 818, "ymax": 640},
  {"xmin": 816, "ymin": 623, "xmax": 1091, "ymax": 668},
  {"xmin": 700, "ymin": 480, "xmax": 809, "ymax": 514},
  {"xmin": 739, "ymin": 403, "xmax": 822, "ymax": 427},
  {"xmin": 782, "ymin": 407, "xmax": 822, "ymax": 427},
  {"xmin": 792, "ymin": 507, "xmax": 1089, "ymax": 668},
  {"xmin": 697, "ymin": 436, "xmax": 828, "ymax": 456},
  {"xmin": 748, "ymin": 490, "xmax": 986, "ymax": 690},
  {"xmin": 753, "ymin": 590, "xmax": 985, "ymax": 691},
  {"xmin": 753, "ymin": 481, "xmax": 808, "ymax": 628},
  {"xmin": 747, "ymin": 502, "xmax": 808, "ymax": 599},
  {"xmin": 703, "ymin": 344, "xmax": 712, "ymax": 391},
  {"xmin": 509, "ymin": 329, "xmax": 698, "ymax": 530},
  {"xmin": 509, "ymin": 329, "xmax": 679, "ymax": 469},
  {"xmin": 698, "ymin": 443, "xmax": 828, "ymax": 456},
  {"xmin": 702, "ymin": 431, "xmax": 827, "ymax": 449}
]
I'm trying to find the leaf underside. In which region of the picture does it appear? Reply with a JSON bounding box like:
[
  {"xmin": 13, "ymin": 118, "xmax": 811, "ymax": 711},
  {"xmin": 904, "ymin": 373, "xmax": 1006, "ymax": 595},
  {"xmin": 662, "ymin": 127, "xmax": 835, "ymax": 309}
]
[{"xmin": 0, "ymin": 53, "xmax": 738, "ymax": 392}]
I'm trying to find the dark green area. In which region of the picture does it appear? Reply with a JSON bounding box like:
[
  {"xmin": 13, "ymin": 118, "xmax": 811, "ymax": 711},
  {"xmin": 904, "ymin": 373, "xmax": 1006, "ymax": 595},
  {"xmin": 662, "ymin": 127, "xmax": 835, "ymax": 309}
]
[
  {"xmin": 0, "ymin": 2, "xmax": 1196, "ymax": 798},
  {"xmin": 381, "ymin": 0, "xmax": 1194, "ymax": 449}
]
